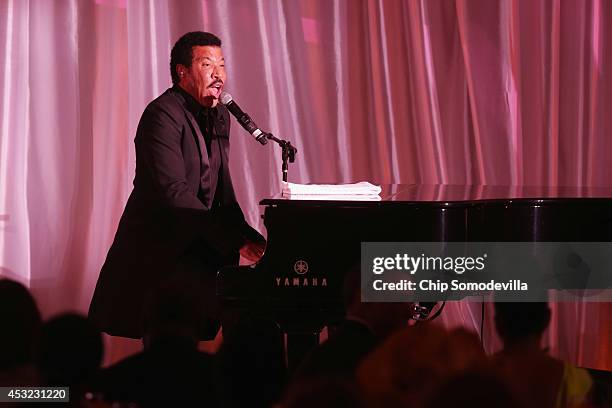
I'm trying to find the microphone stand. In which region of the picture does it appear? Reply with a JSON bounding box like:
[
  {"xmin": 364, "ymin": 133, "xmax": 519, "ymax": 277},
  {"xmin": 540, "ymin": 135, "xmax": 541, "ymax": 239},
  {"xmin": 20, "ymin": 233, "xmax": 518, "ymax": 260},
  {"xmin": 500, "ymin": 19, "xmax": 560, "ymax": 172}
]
[{"xmin": 261, "ymin": 132, "xmax": 297, "ymax": 183}]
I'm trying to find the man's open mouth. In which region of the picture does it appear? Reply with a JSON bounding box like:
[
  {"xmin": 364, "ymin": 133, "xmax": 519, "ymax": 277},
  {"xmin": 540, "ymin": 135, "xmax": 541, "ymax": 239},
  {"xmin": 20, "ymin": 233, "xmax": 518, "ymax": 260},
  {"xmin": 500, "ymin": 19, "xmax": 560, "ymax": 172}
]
[{"xmin": 208, "ymin": 82, "xmax": 223, "ymax": 97}]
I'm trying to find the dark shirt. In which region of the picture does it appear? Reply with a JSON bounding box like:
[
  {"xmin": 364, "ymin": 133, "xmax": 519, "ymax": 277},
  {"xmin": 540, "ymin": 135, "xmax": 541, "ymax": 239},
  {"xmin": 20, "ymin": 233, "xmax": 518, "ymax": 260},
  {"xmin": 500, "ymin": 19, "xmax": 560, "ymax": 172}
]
[
  {"xmin": 173, "ymin": 85, "xmax": 216, "ymax": 157},
  {"xmin": 174, "ymin": 85, "xmax": 226, "ymax": 208}
]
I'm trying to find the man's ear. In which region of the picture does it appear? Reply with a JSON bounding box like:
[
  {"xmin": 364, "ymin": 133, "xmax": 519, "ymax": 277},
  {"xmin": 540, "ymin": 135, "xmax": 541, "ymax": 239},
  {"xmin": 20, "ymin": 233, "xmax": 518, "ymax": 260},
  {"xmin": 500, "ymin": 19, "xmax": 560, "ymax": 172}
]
[{"xmin": 176, "ymin": 64, "xmax": 188, "ymax": 79}]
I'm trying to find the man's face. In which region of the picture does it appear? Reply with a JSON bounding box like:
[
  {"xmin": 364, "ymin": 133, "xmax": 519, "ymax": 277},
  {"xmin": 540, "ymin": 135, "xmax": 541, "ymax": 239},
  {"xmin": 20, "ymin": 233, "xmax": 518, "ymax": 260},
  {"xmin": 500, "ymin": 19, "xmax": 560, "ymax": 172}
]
[{"xmin": 177, "ymin": 45, "xmax": 226, "ymax": 108}]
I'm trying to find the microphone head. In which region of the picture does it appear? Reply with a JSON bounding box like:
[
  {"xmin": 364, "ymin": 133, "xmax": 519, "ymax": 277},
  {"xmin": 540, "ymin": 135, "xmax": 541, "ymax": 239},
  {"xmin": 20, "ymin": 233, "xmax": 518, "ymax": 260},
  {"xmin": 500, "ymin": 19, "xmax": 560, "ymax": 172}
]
[{"xmin": 219, "ymin": 91, "xmax": 233, "ymax": 105}]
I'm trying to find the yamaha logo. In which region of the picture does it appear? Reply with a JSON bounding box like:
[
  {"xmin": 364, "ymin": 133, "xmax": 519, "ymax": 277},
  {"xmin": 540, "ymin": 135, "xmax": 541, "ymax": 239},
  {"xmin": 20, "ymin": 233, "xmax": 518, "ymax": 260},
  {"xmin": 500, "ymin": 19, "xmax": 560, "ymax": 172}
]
[
  {"xmin": 275, "ymin": 260, "xmax": 327, "ymax": 287},
  {"xmin": 294, "ymin": 260, "xmax": 309, "ymax": 275}
]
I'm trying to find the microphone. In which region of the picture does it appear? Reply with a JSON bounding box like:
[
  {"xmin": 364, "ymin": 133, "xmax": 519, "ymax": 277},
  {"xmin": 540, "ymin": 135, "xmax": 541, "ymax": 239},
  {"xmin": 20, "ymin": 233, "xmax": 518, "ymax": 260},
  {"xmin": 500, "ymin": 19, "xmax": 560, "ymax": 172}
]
[{"xmin": 219, "ymin": 92, "xmax": 268, "ymax": 145}]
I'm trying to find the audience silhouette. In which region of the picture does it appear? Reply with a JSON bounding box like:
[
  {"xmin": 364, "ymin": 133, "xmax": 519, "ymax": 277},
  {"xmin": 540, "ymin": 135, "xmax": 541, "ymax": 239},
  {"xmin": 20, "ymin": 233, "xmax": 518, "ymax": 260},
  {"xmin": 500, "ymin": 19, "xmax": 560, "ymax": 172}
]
[
  {"xmin": 216, "ymin": 315, "xmax": 287, "ymax": 408},
  {"xmin": 95, "ymin": 279, "xmax": 217, "ymax": 407},
  {"xmin": 37, "ymin": 313, "xmax": 104, "ymax": 404},
  {"xmin": 356, "ymin": 324, "xmax": 486, "ymax": 407},
  {"xmin": 492, "ymin": 302, "xmax": 594, "ymax": 408},
  {"xmin": 0, "ymin": 276, "xmax": 609, "ymax": 407},
  {"xmin": 0, "ymin": 278, "xmax": 42, "ymax": 386},
  {"xmin": 293, "ymin": 265, "xmax": 413, "ymax": 381}
]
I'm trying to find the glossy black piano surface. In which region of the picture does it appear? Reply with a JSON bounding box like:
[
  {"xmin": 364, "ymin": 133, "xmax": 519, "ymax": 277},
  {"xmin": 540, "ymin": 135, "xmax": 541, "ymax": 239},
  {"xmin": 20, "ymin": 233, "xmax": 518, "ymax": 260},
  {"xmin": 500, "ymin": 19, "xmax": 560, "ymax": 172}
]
[{"xmin": 217, "ymin": 184, "xmax": 612, "ymax": 366}]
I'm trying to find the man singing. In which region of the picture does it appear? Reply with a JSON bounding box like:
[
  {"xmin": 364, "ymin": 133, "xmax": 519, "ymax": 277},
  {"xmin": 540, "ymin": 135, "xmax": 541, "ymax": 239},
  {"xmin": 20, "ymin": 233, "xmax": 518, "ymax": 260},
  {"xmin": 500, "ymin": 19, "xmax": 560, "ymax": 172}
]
[{"xmin": 89, "ymin": 32, "xmax": 265, "ymax": 339}]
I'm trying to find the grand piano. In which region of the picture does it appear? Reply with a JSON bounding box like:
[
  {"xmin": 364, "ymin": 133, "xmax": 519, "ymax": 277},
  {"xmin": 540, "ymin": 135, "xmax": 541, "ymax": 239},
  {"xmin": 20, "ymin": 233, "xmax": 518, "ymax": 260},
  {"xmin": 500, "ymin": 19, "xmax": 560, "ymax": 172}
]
[{"xmin": 217, "ymin": 184, "xmax": 612, "ymax": 369}]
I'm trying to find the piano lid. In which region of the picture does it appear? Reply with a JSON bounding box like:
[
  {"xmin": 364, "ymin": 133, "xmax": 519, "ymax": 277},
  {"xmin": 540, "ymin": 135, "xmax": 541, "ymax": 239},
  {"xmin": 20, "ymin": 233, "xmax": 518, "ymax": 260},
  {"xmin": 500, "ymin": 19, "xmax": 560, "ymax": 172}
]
[{"xmin": 261, "ymin": 184, "xmax": 612, "ymax": 207}]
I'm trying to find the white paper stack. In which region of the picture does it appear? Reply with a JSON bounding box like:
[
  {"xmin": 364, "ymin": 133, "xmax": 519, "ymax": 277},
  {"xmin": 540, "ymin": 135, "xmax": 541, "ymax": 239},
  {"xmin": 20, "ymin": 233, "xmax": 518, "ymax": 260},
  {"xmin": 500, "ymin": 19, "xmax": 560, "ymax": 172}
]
[{"xmin": 282, "ymin": 181, "xmax": 382, "ymax": 201}]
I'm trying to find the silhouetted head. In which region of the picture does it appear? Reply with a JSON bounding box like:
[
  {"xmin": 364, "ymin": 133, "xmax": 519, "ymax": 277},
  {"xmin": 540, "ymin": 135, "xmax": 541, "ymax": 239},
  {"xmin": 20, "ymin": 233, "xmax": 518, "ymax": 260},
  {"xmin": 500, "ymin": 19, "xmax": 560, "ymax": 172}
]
[
  {"xmin": 37, "ymin": 313, "xmax": 103, "ymax": 387},
  {"xmin": 143, "ymin": 279, "xmax": 204, "ymax": 348},
  {"xmin": 357, "ymin": 325, "xmax": 486, "ymax": 406},
  {"xmin": 0, "ymin": 279, "xmax": 42, "ymax": 368},
  {"xmin": 494, "ymin": 302, "xmax": 550, "ymax": 345},
  {"xmin": 283, "ymin": 376, "xmax": 366, "ymax": 408},
  {"xmin": 216, "ymin": 316, "xmax": 286, "ymax": 408},
  {"xmin": 343, "ymin": 264, "xmax": 413, "ymax": 338}
]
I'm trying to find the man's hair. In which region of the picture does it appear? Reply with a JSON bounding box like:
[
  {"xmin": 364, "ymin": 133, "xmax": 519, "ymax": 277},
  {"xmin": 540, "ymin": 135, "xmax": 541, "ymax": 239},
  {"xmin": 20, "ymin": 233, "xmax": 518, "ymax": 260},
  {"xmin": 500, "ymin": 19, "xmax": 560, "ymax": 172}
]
[
  {"xmin": 494, "ymin": 302, "xmax": 551, "ymax": 341},
  {"xmin": 170, "ymin": 31, "xmax": 222, "ymax": 85}
]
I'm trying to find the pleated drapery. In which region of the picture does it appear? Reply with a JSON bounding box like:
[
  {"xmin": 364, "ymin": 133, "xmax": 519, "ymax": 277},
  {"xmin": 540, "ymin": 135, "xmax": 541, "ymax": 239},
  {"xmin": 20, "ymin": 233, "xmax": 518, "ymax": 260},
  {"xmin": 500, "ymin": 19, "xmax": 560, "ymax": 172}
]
[{"xmin": 1, "ymin": 0, "xmax": 611, "ymax": 369}]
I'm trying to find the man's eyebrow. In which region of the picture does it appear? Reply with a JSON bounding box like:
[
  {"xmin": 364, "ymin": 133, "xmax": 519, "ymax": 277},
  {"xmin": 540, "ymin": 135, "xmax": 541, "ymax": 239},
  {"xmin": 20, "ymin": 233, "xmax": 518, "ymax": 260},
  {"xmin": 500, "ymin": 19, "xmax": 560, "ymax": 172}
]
[{"xmin": 194, "ymin": 56, "xmax": 225, "ymax": 62}]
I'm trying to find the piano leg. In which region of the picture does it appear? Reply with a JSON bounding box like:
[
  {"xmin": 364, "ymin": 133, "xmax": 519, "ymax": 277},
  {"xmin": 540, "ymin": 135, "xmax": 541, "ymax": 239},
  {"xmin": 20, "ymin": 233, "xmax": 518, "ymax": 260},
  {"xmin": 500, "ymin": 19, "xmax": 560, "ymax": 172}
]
[{"xmin": 286, "ymin": 331, "xmax": 320, "ymax": 372}]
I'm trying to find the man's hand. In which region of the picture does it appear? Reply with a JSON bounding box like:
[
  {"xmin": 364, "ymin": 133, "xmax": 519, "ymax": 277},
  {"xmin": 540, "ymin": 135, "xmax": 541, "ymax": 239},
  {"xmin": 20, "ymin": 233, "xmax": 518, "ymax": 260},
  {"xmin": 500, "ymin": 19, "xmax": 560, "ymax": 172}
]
[{"xmin": 239, "ymin": 240, "xmax": 266, "ymax": 265}]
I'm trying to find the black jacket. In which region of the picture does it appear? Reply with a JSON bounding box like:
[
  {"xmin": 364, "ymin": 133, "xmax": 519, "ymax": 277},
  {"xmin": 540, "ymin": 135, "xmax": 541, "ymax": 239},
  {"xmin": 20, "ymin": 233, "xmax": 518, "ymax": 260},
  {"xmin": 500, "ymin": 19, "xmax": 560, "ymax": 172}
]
[{"xmin": 89, "ymin": 87, "xmax": 263, "ymax": 339}]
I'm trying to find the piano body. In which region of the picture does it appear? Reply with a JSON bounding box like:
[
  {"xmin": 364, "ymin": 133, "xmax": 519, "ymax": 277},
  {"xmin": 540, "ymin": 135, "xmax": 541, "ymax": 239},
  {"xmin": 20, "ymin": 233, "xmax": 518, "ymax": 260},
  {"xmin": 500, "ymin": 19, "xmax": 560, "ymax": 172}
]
[{"xmin": 217, "ymin": 184, "xmax": 612, "ymax": 369}]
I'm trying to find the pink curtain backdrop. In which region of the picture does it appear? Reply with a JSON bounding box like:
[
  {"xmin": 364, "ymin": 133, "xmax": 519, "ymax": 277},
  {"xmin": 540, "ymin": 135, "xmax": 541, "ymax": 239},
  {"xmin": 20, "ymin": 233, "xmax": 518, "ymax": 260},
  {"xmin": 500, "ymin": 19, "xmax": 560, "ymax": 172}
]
[{"xmin": 1, "ymin": 0, "xmax": 611, "ymax": 369}]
